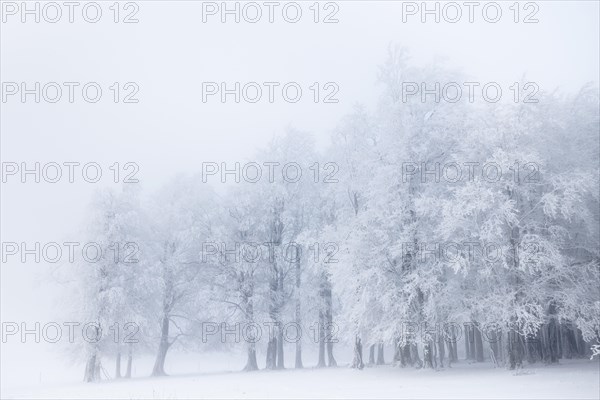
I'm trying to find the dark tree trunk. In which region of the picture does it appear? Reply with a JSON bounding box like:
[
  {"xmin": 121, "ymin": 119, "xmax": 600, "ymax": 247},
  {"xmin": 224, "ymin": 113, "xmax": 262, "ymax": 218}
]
[
  {"xmin": 294, "ymin": 255, "xmax": 303, "ymax": 369},
  {"xmin": 115, "ymin": 350, "xmax": 122, "ymax": 379},
  {"xmin": 437, "ymin": 335, "xmax": 445, "ymax": 367},
  {"xmin": 575, "ymin": 328, "xmax": 587, "ymax": 357},
  {"xmin": 445, "ymin": 339, "xmax": 454, "ymax": 365},
  {"xmin": 295, "ymin": 339, "xmax": 303, "ymax": 369},
  {"xmin": 561, "ymin": 323, "xmax": 574, "ymax": 359},
  {"xmin": 326, "ymin": 324, "xmax": 337, "ymax": 367},
  {"xmin": 410, "ymin": 343, "xmax": 423, "ymax": 368},
  {"xmin": 543, "ymin": 320, "xmax": 560, "ymax": 364},
  {"xmin": 266, "ymin": 199, "xmax": 284, "ymax": 370},
  {"xmin": 423, "ymin": 341, "xmax": 434, "ymax": 368},
  {"xmin": 276, "ymin": 264, "xmax": 285, "ymax": 369},
  {"xmin": 446, "ymin": 325, "xmax": 458, "ymax": 363},
  {"xmin": 84, "ymin": 352, "xmax": 98, "ymax": 382},
  {"xmin": 525, "ymin": 331, "xmax": 539, "ymax": 364},
  {"xmin": 276, "ymin": 326, "xmax": 284, "ymax": 369},
  {"xmin": 151, "ymin": 315, "xmax": 170, "ymax": 376},
  {"xmin": 451, "ymin": 334, "xmax": 458, "ymax": 361},
  {"xmin": 124, "ymin": 343, "xmax": 133, "ymax": 378},
  {"xmin": 497, "ymin": 329, "xmax": 504, "ymax": 364},
  {"xmin": 474, "ymin": 325, "xmax": 484, "ymax": 362},
  {"xmin": 317, "ymin": 270, "xmax": 337, "ymax": 368},
  {"xmin": 488, "ymin": 328, "xmax": 500, "ymax": 366},
  {"xmin": 83, "ymin": 325, "xmax": 100, "ymax": 382},
  {"xmin": 243, "ymin": 293, "xmax": 258, "ymax": 371},
  {"xmin": 368, "ymin": 344, "xmax": 375, "ymax": 365},
  {"xmin": 326, "ymin": 340, "xmax": 337, "ymax": 367},
  {"xmin": 265, "ymin": 309, "xmax": 278, "ymax": 369},
  {"xmin": 376, "ymin": 342, "xmax": 385, "ymax": 365},
  {"xmin": 266, "ymin": 336, "xmax": 277, "ymax": 369},
  {"xmin": 153, "ymin": 243, "xmax": 177, "ymax": 377},
  {"xmin": 316, "ymin": 311, "xmax": 326, "ymax": 367},
  {"xmin": 464, "ymin": 323, "xmax": 472, "ymax": 360},
  {"xmin": 556, "ymin": 325, "xmax": 563, "ymax": 359},
  {"xmin": 402, "ymin": 343, "xmax": 413, "ymax": 366},
  {"xmin": 241, "ymin": 273, "xmax": 259, "ymax": 372},
  {"xmin": 243, "ymin": 322, "xmax": 259, "ymax": 371},
  {"xmin": 245, "ymin": 342, "xmax": 259, "ymax": 371},
  {"xmin": 508, "ymin": 329, "xmax": 523, "ymax": 370},
  {"xmin": 393, "ymin": 338, "xmax": 402, "ymax": 365},
  {"xmin": 323, "ymin": 276, "xmax": 336, "ymax": 367},
  {"xmin": 351, "ymin": 335, "xmax": 364, "ymax": 369}
]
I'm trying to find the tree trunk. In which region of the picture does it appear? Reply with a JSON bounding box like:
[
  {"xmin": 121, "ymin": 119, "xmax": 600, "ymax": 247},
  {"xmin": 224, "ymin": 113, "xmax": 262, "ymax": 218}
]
[
  {"xmin": 323, "ymin": 275, "xmax": 336, "ymax": 367},
  {"xmin": 451, "ymin": 327, "xmax": 459, "ymax": 361},
  {"xmin": 83, "ymin": 325, "xmax": 100, "ymax": 382},
  {"xmin": 525, "ymin": 331, "xmax": 538, "ymax": 364},
  {"xmin": 266, "ymin": 336, "xmax": 277, "ymax": 369},
  {"xmin": 294, "ymin": 340, "xmax": 303, "ymax": 369},
  {"xmin": 423, "ymin": 341, "xmax": 434, "ymax": 368},
  {"xmin": 266, "ymin": 200, "xmax": 284, "ymax": 370},
  {"xmin": 151, "ymin": 314, "xmax": 170, "ymax": 376},
  {"xmin": 125, "ymin": 343, "xmax": 133, "ymax": 378},
  {"xmin": 544, "ymin": 320, "xmax": 560, "ymax": 364},
  {"xmin": 153, "ymin": 244, "xmax": 176, "ymax": 377},
  {"xmin": 561, "ymin": 323, "xmax": 574, "ymax": 359},
  {"xmin": 445, "ymin": 339, "xmax": 454, "ymax": 365},
  {"xmin": 376, "ymin": 342, "xmax": 385, "ymax": 365},
  {"xmin": 244, "ymin": 342, "xmax": 259, "ymax": 371},
  {"xmin": 243, "ymin": 296, "xmax": 258, "ymax": 372},
  {"xmin": 351, "ymin": 335, "xmax": 364, "ymax": 369},
  {"xmin": 497, "ymin": 329, "xmax": 504, "ymax": 364},
  {"xmin": 446, "ymin": 325, "xmax": 458, "ymax": 363},
  {"xmin": 464, "ymin": 323, "xmax": 472, "ymax": 360},
  {"xmin": 294, "ymin": 255, "xmax": 303, "ymax": 369},
  {"xmin": 84, "ymin": 352, "xmax": 98, "ymax": 382},
  {"xmin": 437, "ymin": 335, "xmax": 445, "ymax": 367},
  {"xmin": 556, "ymin": 325, "xmax": 563, "ymax": 359},
  {"xmin": 317, "ymin": 269, "xmax": 336, "ymax": 368},
  {"xmin": 488, "ymin": 328, "xmax": 500, "ymax": 366},
  {"xmin": 474, "ymin": 325, "xmax": 484, "ymax": 362},
  {"xmin": 368, "ymin": 344, "xmax": 375, "ymax": 365},
  {"xmin": 265, "ymin": 303, "xmax": 279, "ymax": 370},
  {"xmin": 446, "ymin": 331, "xmax": 457, "ymax": 364},
  {"xmin": 326, "ymin": 328, "xmax": 337, "ymax": 367},
  {"xmin": 115, "ymin": 350, "xmax": 122, "ymax": 379},
  {"xmin": 241, "ymin": 275, "xmax": 259, "ymax": 372},
  {"xmin": 276, "ymin": 265, "xmax": 285, "ymax": 369},
  {"xmin": 575, "ymin": 328, "xmax": 587, "ymax": 357},
  {"xmin": 508, "ymin": 328, "xmax": 523, "ymax": 370},
  {"xmin": 393, "ymin": 338, "xmax": 402, "ymax": 365},
  {"xmin": 316, "ymin": 311, "xmax": 326, "ymax": 367},
  {"xmin": 402, "ymin": 343, "xmax": 413, "ymax": 366},
  {"xmin": 276, "ymin": 325, "xmax": 285, "ymax": 369},
  {"xmin": 410, "ymin": 343, "xmax": 423, "ymax": 368},
  {"xmin": 326, "ymin": 341, "xmax": 337, "ymax": 367}
]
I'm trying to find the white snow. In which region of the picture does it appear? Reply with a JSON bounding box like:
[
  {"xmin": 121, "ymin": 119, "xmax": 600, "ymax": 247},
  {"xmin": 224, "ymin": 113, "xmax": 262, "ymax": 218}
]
[{"xmin": 2, "ymin": 353, "xmax": 598, "ymax": 399}]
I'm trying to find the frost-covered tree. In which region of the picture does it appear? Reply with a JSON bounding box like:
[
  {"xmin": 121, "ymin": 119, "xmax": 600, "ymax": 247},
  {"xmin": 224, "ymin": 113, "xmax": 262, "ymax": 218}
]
[
  {"xmin": 65, "ymin": 185, "xmax": 144, "ymax": 382},
  {"xmin": 146, "ymin": 176, "xmax": 217, "ymax": 376}
]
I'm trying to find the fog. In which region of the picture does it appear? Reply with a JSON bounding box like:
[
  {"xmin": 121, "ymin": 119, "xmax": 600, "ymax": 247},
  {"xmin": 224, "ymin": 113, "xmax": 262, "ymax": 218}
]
[{"xmin": 1, "ymin": 1, "xmax": 599, "ymax": 398}]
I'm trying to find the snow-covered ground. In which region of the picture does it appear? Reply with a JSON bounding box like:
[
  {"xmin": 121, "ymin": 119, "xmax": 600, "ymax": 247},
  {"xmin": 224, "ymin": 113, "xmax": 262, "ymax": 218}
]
[{"xmin": 2, "ymin": 353, "xmax": 598, "ymax": 399}]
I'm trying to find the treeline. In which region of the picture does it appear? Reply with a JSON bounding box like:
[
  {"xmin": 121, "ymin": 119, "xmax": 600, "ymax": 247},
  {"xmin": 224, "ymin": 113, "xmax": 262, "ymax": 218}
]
[{"xmin": 63, "ymin": 47, "xmax": 600, "ymax": 381}]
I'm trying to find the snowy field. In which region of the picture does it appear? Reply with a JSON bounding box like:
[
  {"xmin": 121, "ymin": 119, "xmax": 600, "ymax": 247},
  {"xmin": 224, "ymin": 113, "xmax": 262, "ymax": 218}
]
[
  {"xmin": 3, "ymin": 360, "xmax": 599, "ymax": 399},
  {"xmin": 2, "ymin": 349, "xmax": 598, "ymax": 399}
]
